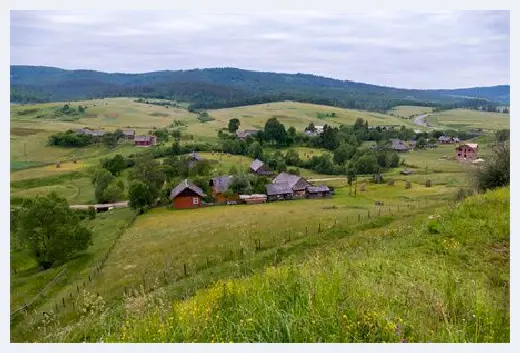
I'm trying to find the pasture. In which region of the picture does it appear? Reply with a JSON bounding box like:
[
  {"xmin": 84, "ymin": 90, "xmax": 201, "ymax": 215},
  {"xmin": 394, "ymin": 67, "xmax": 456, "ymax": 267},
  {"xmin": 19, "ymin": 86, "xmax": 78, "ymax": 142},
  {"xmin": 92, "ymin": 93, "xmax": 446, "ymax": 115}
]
[
  {"xmin": 388, "ymin": 105, "xmax": 433, "ymax": 118},
  {"xmin": 425, "ymin": 109, "xmax": 510, "ymax": 132}
]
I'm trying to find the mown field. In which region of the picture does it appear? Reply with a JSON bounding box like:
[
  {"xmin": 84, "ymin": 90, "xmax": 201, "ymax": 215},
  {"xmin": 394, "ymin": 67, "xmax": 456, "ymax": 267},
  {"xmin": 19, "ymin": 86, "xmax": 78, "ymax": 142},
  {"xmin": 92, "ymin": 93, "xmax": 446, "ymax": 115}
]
[
  {"xmin": 425, "ymin": 109, "xmax": 510, "ymax": 132},
  {"xmin": 388, "ymin": 105, "xmax": 433, "ymax": 118}
]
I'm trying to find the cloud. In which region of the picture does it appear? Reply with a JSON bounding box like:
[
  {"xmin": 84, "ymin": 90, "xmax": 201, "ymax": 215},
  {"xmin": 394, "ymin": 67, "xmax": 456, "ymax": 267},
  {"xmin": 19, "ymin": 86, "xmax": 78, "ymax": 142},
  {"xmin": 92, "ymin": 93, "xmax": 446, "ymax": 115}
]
[{"xmin": 10, "ymin": 10, "xmax": 509, "ymax": 89}]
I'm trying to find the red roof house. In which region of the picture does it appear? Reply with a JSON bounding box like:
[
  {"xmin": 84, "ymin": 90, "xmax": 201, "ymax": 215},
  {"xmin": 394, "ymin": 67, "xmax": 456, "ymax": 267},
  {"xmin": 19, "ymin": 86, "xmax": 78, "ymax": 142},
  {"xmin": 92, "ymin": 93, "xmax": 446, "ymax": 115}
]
[{"xmin": 169, "ymin": 179, "xmax": 206, "ymax": 209}]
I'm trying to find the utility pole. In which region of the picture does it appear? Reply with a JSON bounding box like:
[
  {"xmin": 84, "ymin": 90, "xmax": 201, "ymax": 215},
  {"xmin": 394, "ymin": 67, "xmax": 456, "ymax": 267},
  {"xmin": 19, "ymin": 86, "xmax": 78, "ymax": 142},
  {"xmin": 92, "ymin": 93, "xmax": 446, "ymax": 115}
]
[{"xmin": 23, "ymin": 143, "xmax": 26, "ymax": 157}]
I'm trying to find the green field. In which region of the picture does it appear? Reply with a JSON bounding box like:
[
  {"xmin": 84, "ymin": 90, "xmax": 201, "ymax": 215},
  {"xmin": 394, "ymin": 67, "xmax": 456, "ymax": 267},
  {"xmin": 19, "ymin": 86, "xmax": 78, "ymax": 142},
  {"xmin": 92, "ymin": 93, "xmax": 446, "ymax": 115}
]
[
  {"xmin": 10, "ymin": 98, "xmax": 509, "ymax": 342},
  {"xmin": 425, "ymin": 109, "xmax": 510, "ymax": 132},
  {"xmin": 388, "ymin": 105, "xmax": 433, "ymax": 118}
]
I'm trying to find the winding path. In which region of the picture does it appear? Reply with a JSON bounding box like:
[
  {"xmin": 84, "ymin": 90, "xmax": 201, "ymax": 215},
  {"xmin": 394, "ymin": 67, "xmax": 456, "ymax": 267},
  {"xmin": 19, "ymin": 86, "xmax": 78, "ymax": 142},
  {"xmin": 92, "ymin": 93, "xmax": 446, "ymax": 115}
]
[{"xmin": 413, "ymin": 114, "xmax": 432, "ymax": 128}]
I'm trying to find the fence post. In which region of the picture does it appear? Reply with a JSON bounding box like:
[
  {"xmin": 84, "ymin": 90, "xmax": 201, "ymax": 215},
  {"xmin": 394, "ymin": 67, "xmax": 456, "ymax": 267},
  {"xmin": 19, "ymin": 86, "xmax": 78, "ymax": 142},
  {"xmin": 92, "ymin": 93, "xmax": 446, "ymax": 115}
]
[
  {"xmin": 358, "ymin": 214, "xmax": 361, "ymax": 222},
  {"xmin": 368, "ymin": 210, "xmax": 371, "ymax": 219},
  {"xmin": 318, "ymin": 223, "xmax": 321, "ymax": 233},
  {"xmin": 378, "ymin": 208, "xmax": 381, "ymax": 216},
  {"xmin": 62, "ymin": 297, "xmax": 65, "ymax": 307},
  {"xmin": 184, "ymin": 264, "xmax": 187, "ymax": 277}
]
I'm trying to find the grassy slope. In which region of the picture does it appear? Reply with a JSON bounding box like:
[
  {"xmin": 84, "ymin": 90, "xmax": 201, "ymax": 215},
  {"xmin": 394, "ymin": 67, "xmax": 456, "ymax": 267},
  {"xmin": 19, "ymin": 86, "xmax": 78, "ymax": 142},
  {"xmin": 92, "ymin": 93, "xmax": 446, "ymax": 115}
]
[
  {"xmin": 10, "ymin": 208, "xmax": 137, "ymax": 341},
  {"xmin": 33, "ymin": 187, "xmax": 509, "ymax": 343},
  {"xmin": 388, "ymin": 105, "xmax": 433, "ymax": 118},
  {"xmin": 425, "ymin": 109, "xmax": 510, "ymax": 132},
  {"xmin": 111, "ymin": 187, "xmax": 510, "ymax": 343}
]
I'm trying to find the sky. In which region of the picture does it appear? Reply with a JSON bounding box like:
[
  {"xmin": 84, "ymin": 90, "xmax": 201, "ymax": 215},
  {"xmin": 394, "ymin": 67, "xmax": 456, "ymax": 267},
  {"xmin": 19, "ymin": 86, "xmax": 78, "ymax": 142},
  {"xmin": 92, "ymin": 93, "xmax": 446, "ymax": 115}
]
[{"xmin": 10, "ymin": 10, "xmax": 510, "ymax": 89}]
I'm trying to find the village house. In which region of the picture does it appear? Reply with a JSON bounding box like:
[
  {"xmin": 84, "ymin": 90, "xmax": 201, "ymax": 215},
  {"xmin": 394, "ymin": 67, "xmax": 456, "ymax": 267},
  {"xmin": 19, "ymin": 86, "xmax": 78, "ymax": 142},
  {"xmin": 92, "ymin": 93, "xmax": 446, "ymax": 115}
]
[
  {"xmin": 209, "ymin": 175, "xmax": 239, "ymax": 204},
  {"xmin": 273, "ymin": 172, "xmax": 312, "ymax": 198},
  {"xmin": 249, "ymin": 158, "xmax": 274, "ymax": 176},
  {"xmin": 169, "ymin": 179, "xmax": 206, "ymax": 209},
  {"xmin": 188, "ymin": 152, "xmax": 204, "ymax": 169},
  {"xmin": 438, "ymin": 136, "xmax": 460, "ymax": 144},
  {"xmin": 389, "ymin": 139, "xmax": 410, "ymax": 153},
  {"xmin": 265, "ymin": 183, "xmax": 295, "ymax": 201},
  {"xmin": 134, "ymin": 135, "xmax": 157, "ymax": 147},
  {"xmin": 306, "ymin": 185, "xmax": 331, "ymax": 198},
  {"xmin": 456, "ymin": 143, "xmax": 479, "ymax": 161},
  {"xmin": 91, "ymin": 130, "xmax": 105, "ymax": 137},
  {"xmin": 122, "ymin": 128, "xmax": 135, "ymax": 140},
  {"xmin": 76, "ymin": 127, "xmax": 92, "ymax": 135},
  {"xmin": 236, "ymin": 129, "xmax": 260, "ymax": 140},
  {"xmin": 239, "ymin": 194, "xmax": 268, "ymax": 205}
]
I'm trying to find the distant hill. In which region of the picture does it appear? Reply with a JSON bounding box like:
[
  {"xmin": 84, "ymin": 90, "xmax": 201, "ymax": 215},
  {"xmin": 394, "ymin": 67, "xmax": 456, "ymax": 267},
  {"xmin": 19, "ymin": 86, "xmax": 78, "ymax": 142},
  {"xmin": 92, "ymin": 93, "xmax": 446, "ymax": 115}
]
[{"xmin": 10, "ymin": 65, "xmax": 510, "ymax": 110}]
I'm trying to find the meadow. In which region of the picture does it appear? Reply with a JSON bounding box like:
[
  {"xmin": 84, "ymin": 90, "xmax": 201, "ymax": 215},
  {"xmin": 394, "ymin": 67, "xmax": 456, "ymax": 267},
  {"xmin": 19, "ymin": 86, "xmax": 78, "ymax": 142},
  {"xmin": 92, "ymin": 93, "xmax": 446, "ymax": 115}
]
[
  {"xmin": 14, "ymin": 187, "xmax": 509, "ymax": 343},
  {"xmin": 425, "ymin": 109, "xmax": 510, "ymax": 132},
  {"xmin": 10, "ymin": 98, "xmax": 509, "ymax": 342},
  {"xmin": 388, "ymin": 105, "xmax": 433, "ymax": 118}
]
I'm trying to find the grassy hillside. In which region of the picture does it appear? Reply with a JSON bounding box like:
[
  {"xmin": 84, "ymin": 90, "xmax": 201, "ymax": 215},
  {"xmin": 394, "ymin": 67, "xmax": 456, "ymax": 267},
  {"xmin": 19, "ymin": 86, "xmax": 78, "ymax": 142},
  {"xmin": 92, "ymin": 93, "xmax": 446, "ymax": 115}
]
[
  {"xmin": 388, "ymin": 105, "xmax": 433, "ymax": 118},
  {"xmin": 425, "ymin": 109, "xmax": 510, "ymax": 132},
  {"xmin": 25, "ymin": 187, "xmax": 508, "ymax": 342}
]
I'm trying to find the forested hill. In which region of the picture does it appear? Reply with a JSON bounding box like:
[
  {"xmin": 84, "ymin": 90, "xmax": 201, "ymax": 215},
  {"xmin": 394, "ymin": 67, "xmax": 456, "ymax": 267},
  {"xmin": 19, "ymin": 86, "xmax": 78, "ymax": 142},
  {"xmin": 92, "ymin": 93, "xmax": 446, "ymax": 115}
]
[{"xmin": 10, "ymin": 65, "xmax": 510, "ymax": 111}]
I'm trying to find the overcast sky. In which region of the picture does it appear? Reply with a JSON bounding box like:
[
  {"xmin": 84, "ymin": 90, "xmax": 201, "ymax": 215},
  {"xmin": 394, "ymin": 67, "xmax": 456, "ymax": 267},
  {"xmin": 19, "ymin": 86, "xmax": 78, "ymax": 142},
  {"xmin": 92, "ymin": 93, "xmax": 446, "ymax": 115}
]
[{"xmin": 10, "ymin": 10, "xmax": 509, "ymax": 89}]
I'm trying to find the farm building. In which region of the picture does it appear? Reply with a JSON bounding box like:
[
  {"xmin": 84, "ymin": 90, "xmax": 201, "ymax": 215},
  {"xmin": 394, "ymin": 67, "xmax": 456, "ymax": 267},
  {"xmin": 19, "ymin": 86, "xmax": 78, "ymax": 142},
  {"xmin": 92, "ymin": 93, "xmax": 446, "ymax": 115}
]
[
  {"xmin": 456, "ymin": 143, "xmax": 479, "ymax": 161},
  {"xmin": 250, "ymin": 159, "xmax": 274, "ymax": 176},
  {"xmin": 122, "ymin": 128, "xmax": 135, "ymax": 139},
  {"xmin": 135, "ymin": 135, "xmax": 157, "ymax": 147},
  {"xmin": 239, "ymin": 194, "xmax": 267, "ymax": 205},
  {"xmin": 236, "ymin": 129, "xmax": 260, "ymax": 140},
  {"xmin": 169, "ymin": 179, "xmax": 206, "ymax": 209},
  {"xmin": 76, "ymin": 127, "xmax": 92, "ymax": 135},
  {"xmin": 209, "ymin": 175, "xmax": 238, "ymax": 204},
  {"xmin": 273, "ymin": 172, "xmax": 311, "ymax": 198},
  {"xmin": 389, "ymin": 139, "xmax": 410, "ymax": 153},
  {"xmin": 306, "ymin": 185, "xmax": 331, "ymax": 198},
  {"xmin": 265, "ymin": 183, "xmax": 295, "ymax": 201},
  {"xmin": 188, "ymin": 152, "xmax": 204, "ymax": 168},
  {"xmin": 438, "ymin": 136, "xmax": 460, "ymax": 144},
  {"xmin": 91, "ymin": 130, "xmax": 105, "ymax": 137}
]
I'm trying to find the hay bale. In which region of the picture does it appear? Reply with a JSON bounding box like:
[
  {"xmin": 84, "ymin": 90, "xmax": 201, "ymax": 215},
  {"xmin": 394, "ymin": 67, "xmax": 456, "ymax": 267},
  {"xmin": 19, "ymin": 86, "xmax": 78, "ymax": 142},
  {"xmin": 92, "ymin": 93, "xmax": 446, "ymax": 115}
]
[
  {"xmin": 425, "ymin": 179, "xmax": 432, "ymax": 188},
  {"xmin": 387, "ymin": 178, "xmax": 395, "ymax": 186},
  {"xmin": 405, "ymin": 181, "xmax": 411, "ymax": 189},
  {"xmin": 360, "ymin": 183, "xmax": 366, "ymax": 192}
]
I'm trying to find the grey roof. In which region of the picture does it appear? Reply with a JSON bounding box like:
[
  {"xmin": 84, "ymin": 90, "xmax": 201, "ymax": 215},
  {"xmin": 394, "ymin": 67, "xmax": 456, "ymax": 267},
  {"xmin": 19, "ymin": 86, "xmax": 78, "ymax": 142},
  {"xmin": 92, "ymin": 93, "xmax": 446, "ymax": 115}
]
[
  {"xmin": 135, "ymin": 135, "xmax": 155, "ymax": 142},
  {"xmin": 122, "ymin": 128, "xmax": 135, "ymax": 136},
  {"xmin": 390, "ymin": 139, "xmax": 409, "ymax": 151},
  {"xmin": 306, "ymin": 185, "xmax": 330, "ymax": 193},
  {"xmin": 265, "ymin": 183, "xmax": 294, "ymax": 196},
  {"xmin": 250, "ymin": 158, "xmax": 265, "ymax": 172},
  {"xmin": 169, "ymin": 179, "xmax": 206, "ymax": 199},
  {"xmin": 236, "ymin": 129, "xmax": 259, "ymax": 139},
  {"xmin": 273, "ymin": 173, "xmax": 310, "ymax": 190},
  {"xmin": 91, "ymin": 130, "xmax": 105, "ymax": 136},
  {"xmin": 211, "ymin": 175, "xmax": 233, "ymax": 193},
  {"xmin": 438, "ymin": 136, "xmax": 451, "ymax": 141}
]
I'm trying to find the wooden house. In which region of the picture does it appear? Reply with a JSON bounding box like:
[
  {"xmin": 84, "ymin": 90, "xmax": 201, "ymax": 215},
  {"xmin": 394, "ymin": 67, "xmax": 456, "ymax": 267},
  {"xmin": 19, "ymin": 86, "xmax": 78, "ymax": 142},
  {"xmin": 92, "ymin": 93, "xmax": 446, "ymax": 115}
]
[
  {"xmin": 273, "ymin": 172, "xmax": 311, "ymax": 198},
  {"xmin": 236, "ymin": 129, "xmax": 260, "ymax": 140},
  {"xmin": 209, "ymin": 175, "xmax": 238, "ymax": 204},
  {"xmin": 250, "ymin": 159, "xmax": 273, "ymax": 176},
  {"xmin": 239, "ymin": 194, "xmax": 267, "ymax": 205},
  {"xmin": 169, "ymin": 179, "xmax": 206, "ymax": 209},
  {"xmin": 456, "ymin": 143, "xmax": 478, "ymax": 161},
  {"xmin": 306, "ymin": 185, "xmax": 331, "ymax": 198},
  {"xmin": 135, "ymin": 135, "xmax": 157, "ymax": 147},
  {"xmin": 265, "ymin": 183, "xmax": 294, "ymax": 201},
  {"xmin": 122, "ymin": 128, "xmax": 135, "ymax": 140},
  {"xmin": 389, "ymin": 139, "xmax": 409, "ymax": 153}
]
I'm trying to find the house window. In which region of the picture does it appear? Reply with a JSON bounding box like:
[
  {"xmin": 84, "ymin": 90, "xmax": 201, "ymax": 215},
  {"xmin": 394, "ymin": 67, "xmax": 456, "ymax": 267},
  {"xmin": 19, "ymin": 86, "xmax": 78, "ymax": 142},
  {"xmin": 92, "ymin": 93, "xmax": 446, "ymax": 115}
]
[{"xmin": 193, "ymin": 197, "xmax": 199, "ymax": 205}]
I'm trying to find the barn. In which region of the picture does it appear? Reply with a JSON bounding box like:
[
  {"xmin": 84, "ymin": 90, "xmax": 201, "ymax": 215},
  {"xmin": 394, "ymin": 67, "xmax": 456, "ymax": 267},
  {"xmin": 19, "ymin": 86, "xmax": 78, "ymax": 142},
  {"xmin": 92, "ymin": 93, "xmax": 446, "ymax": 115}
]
[
  {"xmin": 273, "ymin": 172, "xmax": 311, "ymax": 198},
  {"xmin": 169, "ymin": 179, "xmax": 206, "ymax": 209},
  {"xmin": 306, "ymin": 185, "xmax": 331, "ymax": 198},
  {"xmin": 250, "ymin": 159, "xmax": 274, "ymax": 176},
  {"xmin": 265, "ymin": 183, "xmax": 295, "ymax": 201}
]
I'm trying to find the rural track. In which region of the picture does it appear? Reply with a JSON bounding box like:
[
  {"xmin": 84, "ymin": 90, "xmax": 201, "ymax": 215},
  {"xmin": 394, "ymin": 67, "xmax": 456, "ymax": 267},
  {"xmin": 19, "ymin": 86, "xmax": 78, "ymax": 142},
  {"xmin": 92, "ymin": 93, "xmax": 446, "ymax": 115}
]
[
  {"xmin": 307, "ymin": 177, "xmax": 346, "ymax": 182},
  {"xmin": 69, "ymin": 201, "xmax": 129, "ymax": 210},
  {"xmin": 413, "ymin": 114, "xmax": 431, "ymax": 128}
]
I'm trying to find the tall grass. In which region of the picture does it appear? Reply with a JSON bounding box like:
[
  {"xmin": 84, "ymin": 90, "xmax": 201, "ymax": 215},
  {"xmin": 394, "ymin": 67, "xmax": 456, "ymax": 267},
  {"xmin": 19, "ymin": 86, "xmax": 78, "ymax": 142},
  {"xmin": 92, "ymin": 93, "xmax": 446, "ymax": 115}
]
[{"xmin": 36, "ymin": 188, "xmax": 508, "ymax": 342}]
